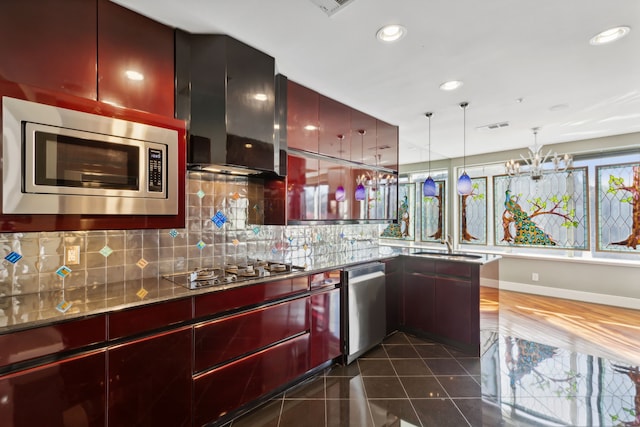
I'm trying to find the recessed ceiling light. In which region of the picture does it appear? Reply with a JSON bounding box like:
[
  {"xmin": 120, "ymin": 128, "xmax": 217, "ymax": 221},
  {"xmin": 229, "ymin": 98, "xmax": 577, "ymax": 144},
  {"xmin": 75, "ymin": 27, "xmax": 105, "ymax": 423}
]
[
  {"xmin": 376, "ymin": 25, "xmax": 407, "ymax": 42},
  {"xmin": 589, "ymin": 26, "xmax": 631, "ymax": 45},
  {"xmin": 125, "ymin": 70, "xmax": 144, "ymax": 81},
  {"xmin": 253, "ymin": 93, "xmax": 268, "ymax": 101},
  {"xmin": 439, "ymin": 80, "xmax": 463, "ymax": 91},
  {"xmin": 549, "ymin": 103, "xmax": 570, "ymax": 112}
]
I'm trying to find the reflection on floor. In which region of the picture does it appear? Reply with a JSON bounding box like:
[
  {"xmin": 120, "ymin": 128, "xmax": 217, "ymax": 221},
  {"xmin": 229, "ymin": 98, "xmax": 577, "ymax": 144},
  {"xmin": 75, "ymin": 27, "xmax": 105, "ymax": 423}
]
[{"xmin": 225, "ymin": 288, "xmax": 640, "ymax": 426}]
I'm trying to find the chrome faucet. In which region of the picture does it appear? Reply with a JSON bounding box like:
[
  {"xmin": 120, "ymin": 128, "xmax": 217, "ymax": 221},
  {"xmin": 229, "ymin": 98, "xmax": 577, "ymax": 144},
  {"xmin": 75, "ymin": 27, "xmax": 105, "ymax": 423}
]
[{"xmin": 443, "ymin": 234, "xmax": 453, "ymax": 254}]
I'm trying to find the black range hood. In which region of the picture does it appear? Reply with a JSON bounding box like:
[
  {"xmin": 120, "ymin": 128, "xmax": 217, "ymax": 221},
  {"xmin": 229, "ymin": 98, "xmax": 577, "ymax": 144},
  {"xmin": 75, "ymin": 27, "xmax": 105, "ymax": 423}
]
[{"xmin": 175, "ymin": 30, "xmax": 286, "ymax": 176}]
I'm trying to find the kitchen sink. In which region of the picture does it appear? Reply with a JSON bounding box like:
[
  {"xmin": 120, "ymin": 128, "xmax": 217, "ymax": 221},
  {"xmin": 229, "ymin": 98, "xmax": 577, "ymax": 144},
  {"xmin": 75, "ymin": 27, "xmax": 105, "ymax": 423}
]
[{"xmin": 411, "ymin": 251, "xmax": 483, "ymax": 260}]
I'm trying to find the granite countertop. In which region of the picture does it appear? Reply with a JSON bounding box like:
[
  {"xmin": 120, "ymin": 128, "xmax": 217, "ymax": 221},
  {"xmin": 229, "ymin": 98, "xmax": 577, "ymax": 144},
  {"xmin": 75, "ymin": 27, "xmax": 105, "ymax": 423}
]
[{"xmin": 0, "ymin": 246, "xmax": 499, "ymax": 334}]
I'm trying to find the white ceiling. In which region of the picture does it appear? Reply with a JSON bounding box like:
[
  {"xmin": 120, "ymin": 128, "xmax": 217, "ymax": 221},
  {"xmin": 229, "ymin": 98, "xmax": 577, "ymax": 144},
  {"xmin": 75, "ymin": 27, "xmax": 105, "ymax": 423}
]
[{"xmin": 113, "ymin": 0, "xmax": 640, "ymax": 166}]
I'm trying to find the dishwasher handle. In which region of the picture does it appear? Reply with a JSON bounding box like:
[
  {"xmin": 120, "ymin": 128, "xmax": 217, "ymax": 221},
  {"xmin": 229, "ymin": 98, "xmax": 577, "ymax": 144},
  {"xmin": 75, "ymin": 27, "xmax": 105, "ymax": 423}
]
[{"xmin": 344, "ymin": 262, "xmax": 385, "ymax": 281}]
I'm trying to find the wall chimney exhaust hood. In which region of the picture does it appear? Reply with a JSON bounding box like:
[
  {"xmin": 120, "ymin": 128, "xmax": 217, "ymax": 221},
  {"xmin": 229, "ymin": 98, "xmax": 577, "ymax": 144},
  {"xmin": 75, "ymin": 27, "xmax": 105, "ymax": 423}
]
[{"xmin": 175, "ymin": 31, "xmax": 284, "ymax": 176}]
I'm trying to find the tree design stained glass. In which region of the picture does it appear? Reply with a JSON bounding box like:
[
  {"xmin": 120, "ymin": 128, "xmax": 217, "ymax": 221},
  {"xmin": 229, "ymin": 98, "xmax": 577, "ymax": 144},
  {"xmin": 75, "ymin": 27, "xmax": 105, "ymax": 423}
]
[
  {"xmin": 596, "ymin": 162, "xmax": 640, "ymax": 253},
  {"xmin": 493, "ymin": 169, "xmax": 588, "ymax": 249}
]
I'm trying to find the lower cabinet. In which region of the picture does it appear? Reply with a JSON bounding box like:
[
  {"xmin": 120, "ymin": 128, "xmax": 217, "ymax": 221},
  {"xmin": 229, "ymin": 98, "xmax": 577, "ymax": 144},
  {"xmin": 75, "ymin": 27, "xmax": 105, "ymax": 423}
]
[
  {"xmin": 383, "ymin": 257, "xmax": 402, "ymax": 334},
  {"xmin": 193, "ymin": 333, "xmax": 310, "ymax": 426},
  {"xmin": 434, "ymin": 277, "xmax": 473, "ymax": 345},
  {"xmin": 108, "ymin": 327, "xmax": 192, "ymax": 427},
  {"xmin": 0, "ymin": 350, "xmax": 106, "ymax": 427},
  {"xmin": 401, "ymin": 257, "xmax": 481, "ymax": 355},
  {"xmin": 194, "ymin": 298, "xmax": 309, "ymax": 373},
  {"xmin": 402, "ymin": 272, "xmax": 436, "ymax": 332},
  {"xmin": 310, "ymin": 288, "xmax": 341, "ymax": 368}
]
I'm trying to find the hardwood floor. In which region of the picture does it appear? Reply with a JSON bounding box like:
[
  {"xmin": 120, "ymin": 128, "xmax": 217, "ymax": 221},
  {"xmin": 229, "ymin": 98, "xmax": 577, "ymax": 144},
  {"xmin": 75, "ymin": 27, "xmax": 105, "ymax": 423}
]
[{"xmin": 481, "ymin": 287, "xmax": 640, "ymax": 366}]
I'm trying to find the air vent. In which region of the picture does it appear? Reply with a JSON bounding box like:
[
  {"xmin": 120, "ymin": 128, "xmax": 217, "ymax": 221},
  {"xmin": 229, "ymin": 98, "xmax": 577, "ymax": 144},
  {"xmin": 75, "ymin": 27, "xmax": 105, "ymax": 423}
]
[
  {"xmin": 310, "ymin": 0, "xmax": 355, "ymax": 16},
  {"xmin": 476, "ymin": 121, "xmax": 510, "ymax": 131}
]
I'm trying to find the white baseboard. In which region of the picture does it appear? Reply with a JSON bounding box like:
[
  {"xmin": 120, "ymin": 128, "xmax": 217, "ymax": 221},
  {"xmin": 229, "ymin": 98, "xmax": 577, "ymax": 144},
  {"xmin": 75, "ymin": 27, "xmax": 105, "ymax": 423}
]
[{"xmin": 498, "ymin": 280, "xmax": 640, "ymax": 311}]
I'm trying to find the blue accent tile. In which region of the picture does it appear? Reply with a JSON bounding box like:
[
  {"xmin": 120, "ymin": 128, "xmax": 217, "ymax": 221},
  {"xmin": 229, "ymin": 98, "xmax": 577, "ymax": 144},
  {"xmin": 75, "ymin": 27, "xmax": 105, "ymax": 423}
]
[
  {"xmin": 4, "ymin": 251, "xmax": 22, "ymax": 264},
  {"xmin": 212, "ymin": 211, "xmax": 227, "ymax": 228},
  {"xmin": 197, "ymin": 190, "xmax": 205, "ymax": 199},
  {"xmin": 169, "ymin": 229, "xmax": 179, "ymax": 238},
  {"xmin": 252, "ymin": 226, "xmax": 261, "ymax": 235},
  {"xmin": 197, "ymin": 240, "xmax": 206, "ymax": 250}
]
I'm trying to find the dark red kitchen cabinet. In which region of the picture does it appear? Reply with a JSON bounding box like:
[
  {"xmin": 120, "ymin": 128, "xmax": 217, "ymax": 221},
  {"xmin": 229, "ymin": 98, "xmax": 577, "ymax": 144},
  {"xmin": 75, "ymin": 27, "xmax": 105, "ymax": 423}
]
[
  {"xmin": 350, "ymin": 110, "xmax": 377, "ymax": 164},
  {"xmin": 309, "ymin": 270, "xmax": 341, "ymax": 290},
  {"xmin": 0, "ymin": 350, "xmax": 106, "ymax": 427},
  {"xmin": 193, "ymin": 333, "xmax": 309, "ymax": 426},
  {"xmin": 376, "ymin": 120, "xmax": 399, "ymax": 171},
  {"xmin": 0, "ymin": 0, "xmax": 97, "ymax": 99},
  {"xmin": 194, "ymin": 298, "xmax": 309, "ymax": 373},
  {"xmin": 403, "ymin": 272, "xmax": 436, "ymax": 333},
  {"xmin": 319, "ymin": 158, "xmax": 353, "ymax": 220},
  {"xmin": 194, "ymin": 277, "xmax": 308, "ymax": 319},
  {"xmin": 97, "ymin": 0, "xmax": 174, "ymax": 116},
  {"xmin": 435, "ymin": 277, "xmax": 473, "ymax": 345},
  {"xmin": 310, "ymin": 288, "xmax": 341, "ymax": 368},
  {"xmin": 108, "ymin": 297, "xmax": 192, "ymax": 340},
  {"xmin": 108, "ymin": 327, "xmax": 192, "ymax": 427},
  {"xmin": 287, "ymin": 80, "xmax": 319, "ymax": 152},
  {"xmin": 287, "ymin": 153, "xmax": 319, "ymax": 221},
  {"xmin": 0, "ymin": 315, "xmax": 106, "ymax": 369},
  {"xmin": 318, "ymin": 95, "xmax": 351, "ymax": 158},
  {"xmin": 383, "ymin": 258, "xmax": 402, "ymax": 335}
]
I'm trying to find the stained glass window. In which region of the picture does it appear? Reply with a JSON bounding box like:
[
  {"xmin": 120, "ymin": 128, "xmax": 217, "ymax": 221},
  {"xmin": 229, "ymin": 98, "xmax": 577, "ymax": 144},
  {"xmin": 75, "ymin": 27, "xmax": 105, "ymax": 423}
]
[
  {"xmin": 493, "ymin": 169, "xmax": 588, "ymax": 249},
  {"xmin": 459, "ymin": 177, "xmax": 487, "ymax": 245}
]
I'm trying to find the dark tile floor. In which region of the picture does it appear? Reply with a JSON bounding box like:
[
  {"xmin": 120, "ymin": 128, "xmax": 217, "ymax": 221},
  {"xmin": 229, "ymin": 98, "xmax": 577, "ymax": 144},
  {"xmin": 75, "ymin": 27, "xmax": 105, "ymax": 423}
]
[
  {"xmin": 223, "ymin": 290, "xmax": 640, "ymax": 426},
  {"xmin": 227, "ymin": 332, "xmax": 487, "ymax": 427}
]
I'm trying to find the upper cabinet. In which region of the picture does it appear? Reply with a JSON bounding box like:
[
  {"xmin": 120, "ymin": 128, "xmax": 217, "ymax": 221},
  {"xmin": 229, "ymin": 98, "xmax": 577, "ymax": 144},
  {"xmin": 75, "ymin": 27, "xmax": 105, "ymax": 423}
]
[
  {"xmin": 0, "ymin": 0, "xmax": 175, "ymax": 116},
  {"xmin": 97, "ymin": 0, "xmax": 175, "ymax": 116},
  {"xmin": 286, "ymin": 79, "xmax": 399, "ymax": 223},
  {"xmin": 0, "ymin": 0, "xmax": 97, "ymax": 99},
  {"xmin": 350, "ymin": 110, "xmax": 377, "ymax": 164},
  {"xmin": 376, "ymin": 119, "xmax": 399, "ymax": 172},
  {"xmin": 287, "ymin": 81, "xmax": 319, "ymax": 153},
  {"xmin": 318, "ymin": 95, "xmax": 351, "ymax": 159}
]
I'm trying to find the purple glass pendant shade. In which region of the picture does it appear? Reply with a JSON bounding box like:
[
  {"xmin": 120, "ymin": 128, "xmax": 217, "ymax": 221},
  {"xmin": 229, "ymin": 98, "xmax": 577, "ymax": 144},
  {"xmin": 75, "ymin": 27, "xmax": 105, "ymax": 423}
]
[
  {"xmin": 355, "ymin": 184, "xmax": 366, "ymax": 201},
  {"xmin": 335, "ymin": 185, "xmax": 346, "ymax": 201},
  {"xmin": 423, "ymin": 177, "xmax": 437, "ymax": 197},
  {"xmin": 457, "ymin": 171, "xmax": 472, "ymax": 195}
]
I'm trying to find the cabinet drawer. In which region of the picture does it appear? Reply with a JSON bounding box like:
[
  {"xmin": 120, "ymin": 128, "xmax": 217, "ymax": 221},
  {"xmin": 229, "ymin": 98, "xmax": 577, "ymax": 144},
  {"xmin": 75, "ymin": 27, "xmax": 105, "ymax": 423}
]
[
  {"xmin": 193, "ymin": 333, "xmax": 309, "ymax": 426},
  {"xmin": 194, "ymin": 297, "xmax": 309, "ymax": 372},
  {"xmin": 309, "ymin": 270, "xmax": 341, "ymax": 289},
  {"xmin": 0, "ymin": 315, "xmax": 106, "ymax": 369},
  {"xmin": 108, "ymin": 297, "xmax": 192, "ymax": 340},
  {"xmin": 194, "ymin": 277, "xmax": 308, "ymax": 319},
  {"xmin": 435, "ymin": 261, "xmax": 472, "ymax": 279}
]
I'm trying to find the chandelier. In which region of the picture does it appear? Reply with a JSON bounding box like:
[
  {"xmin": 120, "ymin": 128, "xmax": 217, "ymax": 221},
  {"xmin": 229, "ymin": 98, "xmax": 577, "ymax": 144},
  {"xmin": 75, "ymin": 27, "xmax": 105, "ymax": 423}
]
[{"xmin": 505, "ymin": 127, "xmax": 573, "ymax": 181}]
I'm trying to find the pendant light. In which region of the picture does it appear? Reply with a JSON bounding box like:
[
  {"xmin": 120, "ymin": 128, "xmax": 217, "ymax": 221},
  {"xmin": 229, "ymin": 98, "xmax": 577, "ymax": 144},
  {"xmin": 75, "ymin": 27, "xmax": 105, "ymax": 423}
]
[
  {"xmin": 355, "ymin": 130, "xmax": 366, "ymax": 201},
  {"xmin": 335, "ymin": 134, "xmax": 346, "ymax": 201},
  {"xmin": 457, "ymin": 102, "xmax": 472, "ymax": 195},
  {"xmin": 423, "ymin": 112, "xmax": 437, "ymax": 197}
]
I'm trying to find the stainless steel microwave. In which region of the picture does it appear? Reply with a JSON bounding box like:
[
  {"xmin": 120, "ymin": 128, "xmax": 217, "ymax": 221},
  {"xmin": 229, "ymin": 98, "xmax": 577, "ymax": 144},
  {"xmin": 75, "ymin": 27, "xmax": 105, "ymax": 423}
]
[{"xmin": 2, "ymin": 97, "xmax": 178, "ymax": 215}]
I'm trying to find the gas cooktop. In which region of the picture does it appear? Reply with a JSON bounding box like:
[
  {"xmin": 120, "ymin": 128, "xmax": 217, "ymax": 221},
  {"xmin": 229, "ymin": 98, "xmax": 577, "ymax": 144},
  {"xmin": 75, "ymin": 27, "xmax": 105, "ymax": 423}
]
[{"xmin": 163, "ymin": 260, "xmax": 304, "ymax": 290}]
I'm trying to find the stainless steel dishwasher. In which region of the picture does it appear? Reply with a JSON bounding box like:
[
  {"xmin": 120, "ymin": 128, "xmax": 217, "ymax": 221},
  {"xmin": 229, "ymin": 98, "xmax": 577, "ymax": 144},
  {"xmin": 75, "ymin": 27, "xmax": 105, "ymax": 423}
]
[{"xmin": 342, "ymin": 262, "xmax": 386, "ymax": 364}]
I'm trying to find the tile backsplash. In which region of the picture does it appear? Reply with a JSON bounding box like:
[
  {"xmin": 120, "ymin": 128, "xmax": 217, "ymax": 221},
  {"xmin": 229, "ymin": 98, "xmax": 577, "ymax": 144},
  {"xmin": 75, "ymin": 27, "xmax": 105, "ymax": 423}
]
[{"xmin": 0, "ymin": 171, "xmax": 380, "ymax": 298}]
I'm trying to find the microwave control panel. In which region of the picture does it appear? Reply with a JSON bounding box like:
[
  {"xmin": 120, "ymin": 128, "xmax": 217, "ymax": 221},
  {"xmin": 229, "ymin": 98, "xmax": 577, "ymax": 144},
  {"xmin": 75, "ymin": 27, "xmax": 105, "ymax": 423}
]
[{"xmin": 148, "ymin": 148, "xmax": 164, "ymax": 193}]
